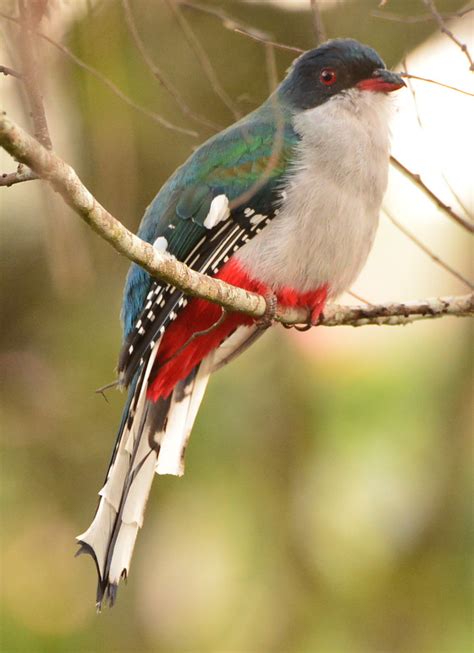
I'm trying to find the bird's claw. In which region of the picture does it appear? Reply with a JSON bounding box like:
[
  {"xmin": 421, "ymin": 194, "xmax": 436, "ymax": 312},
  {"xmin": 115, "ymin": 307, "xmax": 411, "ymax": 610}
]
[
  {"xmin": 282, "ymin": 304, "xmax": 324, "ymax": 331},
  {"xmin": 292, "ymin": 320, "xmax": 312, "ymax": 332}
]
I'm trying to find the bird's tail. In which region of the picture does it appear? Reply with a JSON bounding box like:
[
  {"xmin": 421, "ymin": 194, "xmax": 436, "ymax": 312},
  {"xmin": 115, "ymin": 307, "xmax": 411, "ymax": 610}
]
[{"xmin": 76, "ymin": 345, "xmax": 213, "ymax": 609}]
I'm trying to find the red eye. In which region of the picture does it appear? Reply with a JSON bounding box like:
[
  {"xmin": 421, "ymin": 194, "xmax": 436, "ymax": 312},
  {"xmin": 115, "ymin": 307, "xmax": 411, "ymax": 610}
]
[{"xmin": 320, "ymin": 68, "xmax": 337, "ymax": 86}]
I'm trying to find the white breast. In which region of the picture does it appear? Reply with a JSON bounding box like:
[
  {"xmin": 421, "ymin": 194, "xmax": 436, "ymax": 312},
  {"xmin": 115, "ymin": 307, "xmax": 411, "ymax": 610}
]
[{"xmin": 236, "ymin": 89, "xmax": 393, "ymax": 298}]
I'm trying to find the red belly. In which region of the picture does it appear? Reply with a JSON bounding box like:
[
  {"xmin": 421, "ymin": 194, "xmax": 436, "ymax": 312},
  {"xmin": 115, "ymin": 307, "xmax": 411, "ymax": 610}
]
[{"xmin": 147, "ymin": 258, "xmax": 327, "ymax": 401}]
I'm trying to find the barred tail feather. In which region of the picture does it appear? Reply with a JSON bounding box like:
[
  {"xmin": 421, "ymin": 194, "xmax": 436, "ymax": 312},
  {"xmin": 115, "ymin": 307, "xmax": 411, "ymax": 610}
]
[{"xmin": 76, "ymin": 347, "xmax": 213, "ymax": 608}]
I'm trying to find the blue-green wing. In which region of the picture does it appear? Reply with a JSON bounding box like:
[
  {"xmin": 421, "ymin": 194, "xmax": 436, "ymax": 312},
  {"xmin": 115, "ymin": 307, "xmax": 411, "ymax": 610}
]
[{"xmin": 119, "ymin": 107, "xmax": 298, "ymax": 383}]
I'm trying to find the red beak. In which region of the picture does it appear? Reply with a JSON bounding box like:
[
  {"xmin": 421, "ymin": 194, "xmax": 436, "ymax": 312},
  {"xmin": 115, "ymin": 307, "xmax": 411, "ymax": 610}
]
[{"xmin": 357, "ymin": 69, "xmax": 406, "ymax": 93}]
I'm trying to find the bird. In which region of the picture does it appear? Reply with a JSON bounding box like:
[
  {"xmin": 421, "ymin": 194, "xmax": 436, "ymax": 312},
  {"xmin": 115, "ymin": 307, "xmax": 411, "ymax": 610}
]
[{"xmin": 76, "ymin": 38, "xmax": 405, "ymax": 608}]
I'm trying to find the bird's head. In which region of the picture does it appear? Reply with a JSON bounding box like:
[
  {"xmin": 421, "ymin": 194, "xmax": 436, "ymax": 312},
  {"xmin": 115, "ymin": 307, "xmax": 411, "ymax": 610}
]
[{"xmin": 278, "ymin": 38, "xmax": 405, "ymax": 111}]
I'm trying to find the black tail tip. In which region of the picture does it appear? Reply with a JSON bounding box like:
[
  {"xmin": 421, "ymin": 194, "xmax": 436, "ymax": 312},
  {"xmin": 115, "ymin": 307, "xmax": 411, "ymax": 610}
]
[{"xmin": 76, "ymin": 540, "xmax": 119, "ymax": 610}]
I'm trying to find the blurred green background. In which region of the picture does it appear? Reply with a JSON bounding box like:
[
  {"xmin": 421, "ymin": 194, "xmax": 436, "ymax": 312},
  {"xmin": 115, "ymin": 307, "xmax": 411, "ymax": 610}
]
[{"xmin": 0, "ymin": 1, "xmax": 472, "ymax": 652}]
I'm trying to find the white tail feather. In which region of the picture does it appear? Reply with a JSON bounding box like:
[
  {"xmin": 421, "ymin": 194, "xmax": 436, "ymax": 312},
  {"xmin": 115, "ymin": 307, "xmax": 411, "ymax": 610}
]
[
  {"xmin": 210, "ymin": 325, "xmax": 262, "ymax": 373},
  {"xmin": 156, "ymin": 354, "xmax": 214, "ymax": 476},
  {"xmin": 76, "ymin": 347, "xmax": 213, "ymax": 607}
]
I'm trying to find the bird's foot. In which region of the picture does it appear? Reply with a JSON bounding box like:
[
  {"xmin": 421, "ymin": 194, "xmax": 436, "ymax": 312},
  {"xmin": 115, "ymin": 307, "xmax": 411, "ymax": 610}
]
[
  {"xmin": 256, "ymin": 291, "xmax": 278, "ymax": 329},
  {"xmin": 283, "ymin": 298, "xmax": 326, "ymax": 331}
]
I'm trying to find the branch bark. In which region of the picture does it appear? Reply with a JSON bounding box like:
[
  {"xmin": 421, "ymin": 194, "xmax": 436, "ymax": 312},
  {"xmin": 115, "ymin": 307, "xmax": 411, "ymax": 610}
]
[
  {"xmin": 17, "ymin": 0, "xmax": 52, "ymax": 150},
  {"xmin": 0, "ymin": 163, "xmax": 38, "ymax": 186},
  {"xmin": 1, "ymin": 111, "xmax": 472, "ymax": 328}
]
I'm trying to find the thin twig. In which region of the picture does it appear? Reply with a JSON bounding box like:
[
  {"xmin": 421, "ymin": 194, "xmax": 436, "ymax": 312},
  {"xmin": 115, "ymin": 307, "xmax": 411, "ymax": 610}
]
[
  {"xmin": 172, "ymin": 2, "xmax": 286, "ymax": 209},
  {"xmin": 0, "ymin": 163, "xmax": 38, "ymax": 186},
  {"xmin": 165, "ymin": 0, "xmax": 241, "ymax": 119},
  {"xmin": 121, "ymin": 0, "xmax": 220, "ymax": 131},
  {"xmin": 390, "ymin": 156, "xmax": 474, "ymax": 233},
  {"xmin": 402, "ymin": 58, "xmax": 423, "ymax": 129},
  {"xmin": 95, "ymin": 379, "xmax": 120, "ymax": 402},
  {"xmin": 159, "ymin": 308, "xmax": 227, "ymax": 366},
  {"xmin": 348, "ymin": 290, "xmax": 374, "ymax": 306},
  {"xmin": 264, "ymin": 43, "xmax": 278, "ymax": 93},
  {"xmin": 0, "ymin": 64, "xmax": 21, "ymax": 77},
  {"xmin": 233, "ymin": 27, "xmax": 304, "ymax": 54},
  {"xmin": 401, "ymin": 60, "xmax": 473, "ymax": 223},
  {"xmin": 0, "ymin": 10, "xmax": 198, "ymax": 138},
  {"xmin": 422, "ymin": 0, "xmax": 474, "ymax": 71},
  {"xmin": 372, "ymin": 8, "xmax": 474, "ymax": 23},
  {"xmin": 309, "ymin": 0, "xmax": 327, "ymax": 45},
  {"xmin": 17, "ymin": 0, "xmax": 52, "ymax": 149},
  {"xmin": 384, "ymin": 209, "xmax": 474, "ymax": 290},
  {"xmin": 400, "ymin": 72, "xmax": 474, "ymax": 97},
  {"xmin": 178, "ymin": 0, "xmax": 272, "ymax": 42},
  {"xmin": 1, "ymin": 112, "xmax": 472, "ymax": 327},
  {"xmin": 440, "ymin": 175, "xmax": 473, "ymax": 223}
]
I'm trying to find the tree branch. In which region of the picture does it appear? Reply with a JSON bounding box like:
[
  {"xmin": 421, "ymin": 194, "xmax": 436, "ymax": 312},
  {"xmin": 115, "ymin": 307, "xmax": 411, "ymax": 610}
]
[
  {"xmin": 384, "ymin": 209, "xmax": 473, "ymax": 290},
  {"xmin": 121, "ymin": 0, "xmax": 220, "ymax": 132},
  {"xmin": 372, "ymin": 8, "xmax": 474, "ymax": 24},
  {"xmin": 309, "ymin": 0, "xmax": 327, "ymax": 45},
  {"xmin": 177, "ymin": 1, "xmax": 273, "ymax": 49},
  {"xmin": 17, "ymin": 0, "xmax": 52, "ymax": 150},
  {"xmin": 0, "ymin": 9, "xmax": 198, "ymax": 138},
  {"xmin": 422, "ymin": 0, "xmax": 474, "ymax": 72},
  {"xmin": 0, "ymin": 163, "xmax": 38, "ymax": 186},
  {"xmin": 390, "ymin": 156, "xmax": 474, "ymax": 233},
  {"xmin": 399, "ymin": 72, "xmax": 474, "ymax": 98},
  {"xmin": 0, "ymin": 64, "xmax": 22, "ymax": 78},
  {"xmin": 233, "ymin": 27, "xmax": 304, "ymax": 54},
  {"xmin": 1, "ymin": 111, "xmax": 472, "ymax": 327},
  {"xmin": 320, "ymin": 294, "xmax": 473, "ymax": 326},
  {"xmin": 165, "ymin": 0, "xmax": 241, "ymax": 119}
]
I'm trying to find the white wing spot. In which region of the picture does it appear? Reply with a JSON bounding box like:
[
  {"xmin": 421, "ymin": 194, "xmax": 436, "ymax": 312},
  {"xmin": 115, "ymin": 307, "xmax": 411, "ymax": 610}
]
[
  {"xmin": 138, "ymin": 327, "xmax": 145, "ymax": 335},
  {"xmin": 153, "ymin": 236, "xmax": 168, "ymax": 252},
  {"xmin": 249, "ymin": 213, "xmax": 266, "ymax": 226},
  {"xmin": 203, "ymin": 195, "xmax": 230, "ymax": 229},
  {"xmin": 244, "ymin": 207, "xmax": 255, "ymax": 217},
  {"xmin": 147, "ymin": 311, "xmax": 155, "ymax": 321},
  {"xmin": 128, "ymin": 345, "xmax": 134, "ymax": 354}
]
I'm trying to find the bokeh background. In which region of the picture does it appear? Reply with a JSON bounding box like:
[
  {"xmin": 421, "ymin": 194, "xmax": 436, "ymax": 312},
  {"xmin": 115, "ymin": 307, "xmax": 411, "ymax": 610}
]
[{"xmin": 1, "ymin": 1, "xmax": 472, "ymax": 651}]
